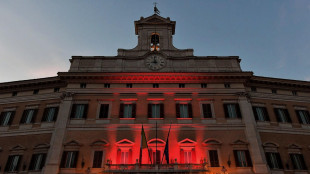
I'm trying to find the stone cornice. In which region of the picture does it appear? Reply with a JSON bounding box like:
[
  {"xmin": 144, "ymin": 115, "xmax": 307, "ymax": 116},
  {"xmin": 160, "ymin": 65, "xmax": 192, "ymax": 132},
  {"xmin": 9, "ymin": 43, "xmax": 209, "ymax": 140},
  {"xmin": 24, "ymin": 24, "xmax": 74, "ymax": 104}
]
[
  {"xmin": 0, "ymin": 76, "xmax": 66, "ymax": 93},
  {"xmin": 248, "ymin": 76, "xmax": 310, "ymax": 90},
  {"xmin": 58, "ymin": 72, "xmax": 253, "ymax": 83}
]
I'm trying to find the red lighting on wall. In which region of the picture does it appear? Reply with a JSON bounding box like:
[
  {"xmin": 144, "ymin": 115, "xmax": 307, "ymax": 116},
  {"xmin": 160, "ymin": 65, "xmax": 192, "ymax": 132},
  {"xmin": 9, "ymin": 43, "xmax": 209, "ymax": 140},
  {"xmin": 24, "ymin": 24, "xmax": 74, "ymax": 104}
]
[
  {"xmin": 120, "ymin": 98, "xmax": 138, "ymax": 101},
  {"xmin": 147, "ymin": 98, "xmax": 165, "ymax": 101},
  {"xmin": 174, "ymin": 98, "xmax": 192, "ymax": 101}
]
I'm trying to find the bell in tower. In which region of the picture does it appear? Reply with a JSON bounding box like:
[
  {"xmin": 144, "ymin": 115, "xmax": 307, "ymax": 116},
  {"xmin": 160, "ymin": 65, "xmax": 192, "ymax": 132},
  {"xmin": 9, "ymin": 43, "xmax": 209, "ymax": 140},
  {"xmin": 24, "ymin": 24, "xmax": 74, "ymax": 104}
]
[{"xmin": 150, "ymin": 33, "xmax": 160, "ymax": 51}]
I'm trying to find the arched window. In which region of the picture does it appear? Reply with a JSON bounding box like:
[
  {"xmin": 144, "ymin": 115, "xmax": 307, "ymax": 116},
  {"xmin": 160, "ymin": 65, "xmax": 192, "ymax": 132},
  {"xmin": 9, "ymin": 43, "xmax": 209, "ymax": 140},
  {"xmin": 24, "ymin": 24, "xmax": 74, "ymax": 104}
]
[{"xmin": 150, "ymin": 33, "xmax": 160, "ymax": 51}]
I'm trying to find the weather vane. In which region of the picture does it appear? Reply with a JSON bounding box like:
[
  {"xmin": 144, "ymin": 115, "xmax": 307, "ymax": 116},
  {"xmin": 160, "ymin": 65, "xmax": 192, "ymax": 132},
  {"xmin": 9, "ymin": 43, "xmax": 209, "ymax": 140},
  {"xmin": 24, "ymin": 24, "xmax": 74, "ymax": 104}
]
[{"xmin": 153, "ymin": 2, "xmax": 160, "ymax": 15}]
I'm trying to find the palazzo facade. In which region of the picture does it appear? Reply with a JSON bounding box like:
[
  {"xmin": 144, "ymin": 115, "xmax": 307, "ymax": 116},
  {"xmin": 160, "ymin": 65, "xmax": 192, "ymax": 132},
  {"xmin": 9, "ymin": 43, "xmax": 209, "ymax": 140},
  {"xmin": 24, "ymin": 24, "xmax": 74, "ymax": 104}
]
[{"xmin": 0, "ymin": 14, "xmax": 310, "ymax": 174}]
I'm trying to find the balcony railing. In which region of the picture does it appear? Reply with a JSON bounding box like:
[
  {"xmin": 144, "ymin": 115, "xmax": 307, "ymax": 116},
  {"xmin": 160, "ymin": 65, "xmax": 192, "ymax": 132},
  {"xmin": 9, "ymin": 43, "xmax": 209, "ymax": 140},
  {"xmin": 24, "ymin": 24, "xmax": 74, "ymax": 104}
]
[{"xmin": 103, "ymin": 163, "xmax": 208, "ymax": 173}]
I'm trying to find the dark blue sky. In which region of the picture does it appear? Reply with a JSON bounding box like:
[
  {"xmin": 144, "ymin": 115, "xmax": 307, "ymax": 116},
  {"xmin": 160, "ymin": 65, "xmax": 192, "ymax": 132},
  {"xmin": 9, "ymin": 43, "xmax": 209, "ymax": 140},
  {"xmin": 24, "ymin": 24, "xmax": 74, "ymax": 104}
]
[{"xmin": 1, "ymin": 0, "xmax": 310, "ymax": 82}]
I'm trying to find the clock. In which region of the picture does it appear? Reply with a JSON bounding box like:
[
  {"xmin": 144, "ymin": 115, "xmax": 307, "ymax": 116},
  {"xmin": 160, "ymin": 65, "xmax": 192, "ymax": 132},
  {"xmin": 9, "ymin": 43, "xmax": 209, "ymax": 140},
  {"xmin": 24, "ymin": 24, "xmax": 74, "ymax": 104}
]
[{"xmin": 145, "ymin": 54, "xmax": 166, "ymax": 70}]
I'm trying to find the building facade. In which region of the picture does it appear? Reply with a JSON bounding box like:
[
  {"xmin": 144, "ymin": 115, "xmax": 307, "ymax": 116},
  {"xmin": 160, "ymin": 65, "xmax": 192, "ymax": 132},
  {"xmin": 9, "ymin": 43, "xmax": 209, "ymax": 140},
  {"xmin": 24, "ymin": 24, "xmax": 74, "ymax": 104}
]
[{"xmin": 0, "ymin": 14, "xmax": 310, "ymax": 174}]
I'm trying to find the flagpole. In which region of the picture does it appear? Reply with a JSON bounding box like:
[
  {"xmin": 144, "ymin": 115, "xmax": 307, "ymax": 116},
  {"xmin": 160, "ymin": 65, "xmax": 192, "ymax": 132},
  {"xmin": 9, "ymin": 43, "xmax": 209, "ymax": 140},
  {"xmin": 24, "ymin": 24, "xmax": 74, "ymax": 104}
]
[
  {"xmin": 156, "ymin": 121, "xmax": 157, "ymax": 165},
  {"xmin": 161, "ymin": 121, "xmax": 172, "ymax": 164}
]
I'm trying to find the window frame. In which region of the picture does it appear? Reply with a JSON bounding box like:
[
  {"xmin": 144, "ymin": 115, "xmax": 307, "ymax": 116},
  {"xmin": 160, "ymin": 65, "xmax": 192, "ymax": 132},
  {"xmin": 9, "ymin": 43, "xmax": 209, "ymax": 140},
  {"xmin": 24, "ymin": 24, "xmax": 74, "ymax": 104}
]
[
  {"xmin": 200, "ymin": 102, "xmax": 214, "ymax": 119},
  {"xmin": 70, "ymin": 103, "xmax": 89, "ymax": 119},
  {"xmin": 60, "ymin": 151, "xmax": 79, "ymax": 168},
  {"xmin": 20, "ymin": 108, "xmax": 38, "ymax": 124},
  {"xmin": 233, "ymin": 150, "xmax": 252, "ymax": 167},
  {"xmin": 41, "ymin": 106, "xmax": 59, "ymax": 122},
  {"xmin": 252, "ymin": 106, "xmax": 270, "ymax": 122},
  {"xmin": 28, "ymin": 153, "xmax": 47, "ymax": 171},
  {"xmin": 119, "ymin": 100, "xmax": 137, "ymax": 119},
  {"xmin": 274, "ymin": 107, "xmax": 292, "ymax": 123},
  {"xmin": 176, "ymin": 101, "xmax": 193, "ymax": 119},
  {"xmin": 5, "ymin": 154, "xmax": 22, "ymax": 172},
  {"xmin": 223, "ymin": 103, "xmax": 242, "ymax": 119},
  {"xmin": 0, "ymin": 110, "xmax": 15, "ymax": 126},
  {"xmin": 295, "ymin": 110, "xmax": 310, "ymax": 125}
]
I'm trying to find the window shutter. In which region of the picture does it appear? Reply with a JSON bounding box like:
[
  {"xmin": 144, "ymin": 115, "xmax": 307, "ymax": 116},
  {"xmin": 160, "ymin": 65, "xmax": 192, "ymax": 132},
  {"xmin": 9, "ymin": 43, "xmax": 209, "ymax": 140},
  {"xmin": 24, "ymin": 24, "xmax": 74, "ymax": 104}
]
[
  {"xmin": 191, "ymin": 148, "xmax": 196, "ymax": 163},
  {"xmin": 295, "ymin": 110, "xmax": 302, "ymax": 124},
  {"xmin": 176, "ymin": 104, "xmax": 180, "ymax": 118},
  {"xmin": 275, "ymin": 153, "xmax": 283, "ymax": 169},
  {"xmin": 188, "ymin": 104, "xmax": 193, "ymax": 118},
  {"xmin": 223, "ymin": 104, "xmax": 229, "ymax": 118},
  {"xmin": 252, "ymin": 107, "xmax": 258, "ymax": 120},
  {"xmin": 31, "ymin": 109, "xmax": 38, "ymax": 123},
  {"xmin": 40, "ymin": 153, "xmax": 47, "ymax": 170},
  {"xmin": 233, "ymin": 150, "xmax": 240, "ymax": 167},
  {"xmin": 263, "ymin": 107, "xmax": 270, "ymax": 121},
  {"xmin": 72, "ymin": 151, "xmax": 79, "ymax": 168},
  {"xmin": 148, "ymin": 104, "xmax": 152, "ymax": 118},
  {"xmin": 60, "ymin": 151, "xmax": 67, "ymax": 168},
  {"xmin": 236, "ymin": 104, "xmax": 242, "ymax": 118},
  {"xmin": 129, "ymin": 149, "xmax": 133, "ymax": 164},
  {"xmin": 245, "ymin": 150, "xmax": 252, "ymax": 167},
  {"xmin": 284, "ymin": 109, "xmax": 291, "ymax": 123},
  {"xmin": 132, "ymin": 104, "xmax": 136, "ymax": 118},
  {"xmin": 42, "ymin": 108, "xmax": 48, "ymax": 122},
  {"xmin": 70, "ymin": 104, "xmax": 77, "ymax": 118},
  {"xmin": 83, "ymin": 104, "xmax": 88, "ymax": 119},
  {"xmin": 160, "ymin": 103, "xmax": 164, "ymax": 118},
  {"xmin": 119, "ymin": 104, "xmax": 124, "ymax": 118},
  {"xmin": 53, "ymin": 107, "xmax": 59, "ymax": 122},
  {"xmin": 274, "ymin": 109, "xmax": 280, "ymax": 122},
  {"xmin": 8, "ymin": 111, "xmax": 15, "ymax": 125},
  {"xmin": 180, "ymin": 149, "xmax": 184, "ymax": 164}
]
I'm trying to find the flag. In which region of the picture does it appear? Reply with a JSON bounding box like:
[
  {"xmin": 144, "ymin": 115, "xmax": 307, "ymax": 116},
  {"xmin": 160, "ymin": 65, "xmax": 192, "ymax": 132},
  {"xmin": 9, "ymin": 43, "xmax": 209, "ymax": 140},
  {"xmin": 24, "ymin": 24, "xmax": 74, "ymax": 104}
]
[
  {"xmin": 139, "ymin": 124, "xmax": 148, "ymax": 164},
  {"xmin": 163, "ymin": 138, "xmax": 169, "ymax": 164}
]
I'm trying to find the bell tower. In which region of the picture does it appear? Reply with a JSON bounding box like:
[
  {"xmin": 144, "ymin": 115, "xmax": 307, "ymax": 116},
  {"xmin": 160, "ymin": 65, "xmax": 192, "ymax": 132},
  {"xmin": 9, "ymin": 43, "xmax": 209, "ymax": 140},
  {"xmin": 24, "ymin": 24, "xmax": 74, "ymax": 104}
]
[{"xmin": 117, "ymin": 14, "xmax": 193, "ymax": 57}]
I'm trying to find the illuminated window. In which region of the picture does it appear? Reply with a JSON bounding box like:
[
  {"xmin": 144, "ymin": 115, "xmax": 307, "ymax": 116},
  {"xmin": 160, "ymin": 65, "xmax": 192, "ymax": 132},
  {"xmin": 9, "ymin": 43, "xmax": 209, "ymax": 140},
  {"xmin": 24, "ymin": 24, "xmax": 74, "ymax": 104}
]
[
  {"xmin": 150, "ymin": 33, "xmax": 160, "ymax": 51},
  {"xmin": 224, "ymin": 104, "xmax": 242, "ymax": 118},
  {"xmin": 119, "ymin": 104, "xmax": 136, "ymax": 118},
  {"xmin": 20, "ymin": 109, "xmax": 38, "ymax": 124},
  {"xmin": 148, "ymin": 104, "xmax": 163, "ymax": 118},
  {"xmin": 296, "ymin": 110, "xmax": 310, "ymax": 124},
  {"xmin": 176, "ymin": 103, "xmax": 193, "ymax": 118},
  {"xmin": 274, "ymin": 108, "xmax": 291, "ymax": 123},
  {"xmin": 252, "ymin": 107, "xmax": 270, "ymax": 121},
  {"xmin": 60, "ymin": 151, "xmax": 79, "ymax": 168},
  {"xmin": 121, "ymin": 151, "xmax": 129, "ymax": 164},
  {"xmin": 70, "ymin": 104, "xmax": 88, "ymax": 119},
  {"xmin": 42, "ymin": 107, "xmax": 59, "ymax": 122},
  {"xmin": 5, "ymin": 155, "xmax": 22, "ymax": 172},
  {"xmin": 29, "ymin": 153, "xmax": 47, "ymax": 171},
  {"xmin": 0, "ymin": 111, "xmax": 15, "ymax": 126},
  {"xmin": 184, "ymin": 151, "xmax": 192, "ymax": 164},
  {"xmin": 92, "ymin": 151, "xmax": 103, "ymax": 168},
  {"xmin": 233, "ymin": 150, "xmax": 252, "ymax": 167}
]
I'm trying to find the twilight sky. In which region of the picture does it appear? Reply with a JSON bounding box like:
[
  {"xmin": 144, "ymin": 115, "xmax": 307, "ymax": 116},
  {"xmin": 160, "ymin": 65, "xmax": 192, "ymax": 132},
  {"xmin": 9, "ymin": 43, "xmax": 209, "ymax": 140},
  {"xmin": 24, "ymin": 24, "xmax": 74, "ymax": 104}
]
[{"xmin": 1, "ymin": 0, "xmax": 310, "ymax": 83}]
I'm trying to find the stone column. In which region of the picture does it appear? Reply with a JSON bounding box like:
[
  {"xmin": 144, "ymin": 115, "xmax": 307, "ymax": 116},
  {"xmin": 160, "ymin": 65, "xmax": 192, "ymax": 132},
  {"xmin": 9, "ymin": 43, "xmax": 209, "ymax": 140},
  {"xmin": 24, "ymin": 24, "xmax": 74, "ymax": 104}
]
[
  {"xmin": 43, "ymin": 92, "xmax": 74, "ymax": 174},
  {"xmin": 238, "ymin": 93, "xmax": 269, "ymax": 174}
]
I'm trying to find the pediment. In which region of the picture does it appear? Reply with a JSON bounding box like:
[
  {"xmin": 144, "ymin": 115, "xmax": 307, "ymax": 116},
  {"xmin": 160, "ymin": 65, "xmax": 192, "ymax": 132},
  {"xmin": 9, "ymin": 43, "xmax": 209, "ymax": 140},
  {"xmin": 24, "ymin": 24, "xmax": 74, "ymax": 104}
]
[
  {"xmin": 178, "ymin": 138, "xmax": 197, "ymax": 147},
  {"xmin": 263, "ymin": 142, "xmax": 279, "ymax": 148},
  {"xmin": 231, "ymin": 139, "xmax": 248, "ymax": 146},
  {"xmin": 91, "ymin": 140, "xmax": 109, "ymax": 147},
  {"xmin": 116, "ymin": 139, "xmax": 134, "ymax": 147},
  {"xmin": 10, "ymin": 145, "xmax": 26, "ymax": 151},
  {"xmin": 33, "ymin": 143, "xmax": 50, "ymax": 150},
  {"xmin": 203, "ymin": 139, "xmax": 222, "ymax": 146},
  {"xmin": 148, "ymin": 139, "xmax": 165, "ymax": 146},
  {"xmin": 138, "ymin": 15, "xmax": 172, "ymax": 24},
  {"xmin": 288, "ymin": 144, "xmax": 301, "ymax": 149},
  {"xmin": 64, "ymin": 140, "xmax": 82, "ymax": 147}
]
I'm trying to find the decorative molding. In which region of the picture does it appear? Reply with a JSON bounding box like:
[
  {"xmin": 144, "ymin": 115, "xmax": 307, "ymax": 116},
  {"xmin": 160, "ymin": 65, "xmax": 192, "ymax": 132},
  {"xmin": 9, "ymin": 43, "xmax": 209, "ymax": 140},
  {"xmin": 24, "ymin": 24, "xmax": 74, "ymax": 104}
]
[
  {"xmin": 10, "ymin": 144, "xmax": 27, "ymax": 151},
  {"xmin": 64, "ymin": 140, "xmax": 83, "ymax": 147},
  {"xmin": 90, "ymin": 139, "xmax": 109, "ymax": 147},
  {"xmin": 33, "ymin": 143, "xmax": 50, "ymax": 150},
  {"xmin": 115, "ymin": 139, "xmax": 134, "ymax": 147},
  {"xmin": 60, "ymin": 92, "xmax": 74, "ymax": 99},
  {"xmin": 202, "ymin": 139, "xmax": 222, "ymax": 147}
]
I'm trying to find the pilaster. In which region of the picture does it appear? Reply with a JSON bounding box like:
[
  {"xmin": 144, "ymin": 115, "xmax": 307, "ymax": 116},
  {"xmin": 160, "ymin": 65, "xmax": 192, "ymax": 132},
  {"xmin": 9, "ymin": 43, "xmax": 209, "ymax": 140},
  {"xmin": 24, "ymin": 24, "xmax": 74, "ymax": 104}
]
[
  {"xmin": 237, "ymin": 93, "xmax": 270, "ymax": 174},
  {"xmin": 43, "ymin": 92, "xmax": 74, "ymax": 174}
]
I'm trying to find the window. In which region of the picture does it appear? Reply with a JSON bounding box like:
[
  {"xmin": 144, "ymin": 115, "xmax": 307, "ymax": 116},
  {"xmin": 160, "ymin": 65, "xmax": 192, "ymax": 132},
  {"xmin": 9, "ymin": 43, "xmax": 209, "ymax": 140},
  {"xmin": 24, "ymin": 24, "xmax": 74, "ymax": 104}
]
[
  {"xmin": 70, "ymin": 104, "xmax": 88, "ymax": 119},
  {"xmin": 93, "ymin": 151, "xmax": 103, "ymax": 168},
  {"xmin": 202, "ymin": 104, "xmax": 212, "ymax": 118},
  {"xmin": 119, "ymin": 104, "xmax": 136, "ymax": 118},
  {"xmin": 20, "ymin": 109, "xmax": 37, "ymax": 124},
  {"xmin": 179, "ymin": 84, "xmax": 185, "ymax": 88},
  {"xmin": 224, "ymin": 104, "xmax": 242, "ymax": 118},
  {"xmin": 233, "ymin": 150, "xmax": 252, "ymax": 167},
  {"xmin": 274, "ymin": 108, "xmax": 291, "ymax": 123},
  {"xmin": 80, "ymin": 83, "xmax": 87, "ymax": 88},
  {"xmin": 209, "ymin": 150, "xmax": 220, "ymax": 167},
  {"xmin": 33, "ymin": 89, "xmax": 39, "ymax": 94},
  {"xmin": 5, "ymin": 155, "xmax": 22, "ymax": 172},
  {"xmin": 54, "ymin": 87, "xmax": 60, "ymax": 92},
  {"xmin": 153, "ymin": 83, "xmax": 159, "ymax": 88},
  {"xmin": 265, "ymin": 152, "xmax": 283, "ymax": 169},
  {"xmin": 148, "ymin": 103, "xmax": 164, "ymax": 118},
  {"xmin": 29, "ymin": 153, "xmax": 47, "ymax": 171},
  {"xmin": 176, "ymin": 103, "xmax": 192, "ymax": 118},
  {"xmin": 201, "ymin": 83, "xmax": 207, "ymax": 88},
  {"xmin": 0, "ymin": 111, "xmax": 15, "ymax": 126},
  {"xmin": 121, "ymin": 151, "xmax": 129, "ymax": 164},
  {"xmin": 251, "ymin": 87, "xmax": 257, "ymax": 92},
  {"xmin": 224, "ymin": 83, "xmax": 231, "ymax": 88},
  {"xmin": 126, "ymin": 83, "xmax": 133, "ymax": 88},
  {"xmin": 271, "ymin": 89, "xmax": 277, "ymax": 94},
  {"xmin": 150, "ymin": 33, "xmax": 160, "ymax": 51},
  {"xmin": 151, "ymin": 150, "xmax": 161, "ymax": 164},
  {"xmin": 60, "ymin": 151, "xmax": 79, "ymax": 168},
  {"xmin": 12, "ymin": 91, "xmax": 18, "ymax": 96},
  {"xmin": 292, "ymin": 91, "xmax": 297, "ymax": 96},
  {"xmin": 42, "ymin": 107, "xmax": 59, "ymax": 122},
  {"xmin": 104, "ymin": 83, "xmax": 110, "ymax": 88},
  {"xmin": 184, "ymin": 151, "xmax": 192, "ymax": 164},
  {"xmin": 99, "ymin": 104, "xmax": 109, "ymax": 118},
  {"xmin": 252, "ymin": 107, "xmax": 270, "ymax": 121},
  {"xmin": 290, "ymin": 153, "xmax": 307, "ymax": 170},
  {"xmin": 296, "ymin": 110, "xmax": 310, "ymax": 124}
]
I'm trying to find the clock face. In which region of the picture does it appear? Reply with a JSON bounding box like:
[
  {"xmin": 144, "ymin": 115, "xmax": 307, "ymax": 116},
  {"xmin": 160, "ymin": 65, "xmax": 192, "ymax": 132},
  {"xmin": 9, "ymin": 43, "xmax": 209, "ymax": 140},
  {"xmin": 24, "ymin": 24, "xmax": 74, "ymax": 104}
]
[{"xmin": 145, "ymin": 54, "xmax": 166, "ymax": 70}]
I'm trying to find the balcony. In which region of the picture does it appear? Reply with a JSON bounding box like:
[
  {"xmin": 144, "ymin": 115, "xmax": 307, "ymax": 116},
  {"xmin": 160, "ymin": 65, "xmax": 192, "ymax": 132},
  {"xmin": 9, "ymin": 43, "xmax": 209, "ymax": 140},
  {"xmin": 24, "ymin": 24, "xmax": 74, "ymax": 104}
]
[{"xmin": 103, "ymin": 163, "xmax": 208, "ymax": 173}]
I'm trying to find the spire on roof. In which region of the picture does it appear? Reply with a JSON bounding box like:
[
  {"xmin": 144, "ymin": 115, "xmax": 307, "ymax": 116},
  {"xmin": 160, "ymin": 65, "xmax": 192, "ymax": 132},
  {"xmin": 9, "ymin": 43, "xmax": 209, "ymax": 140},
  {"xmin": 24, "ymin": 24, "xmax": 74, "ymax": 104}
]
[{"xmin": 153, "ymin": 2, "xmax": 160, "ymax": 15}]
